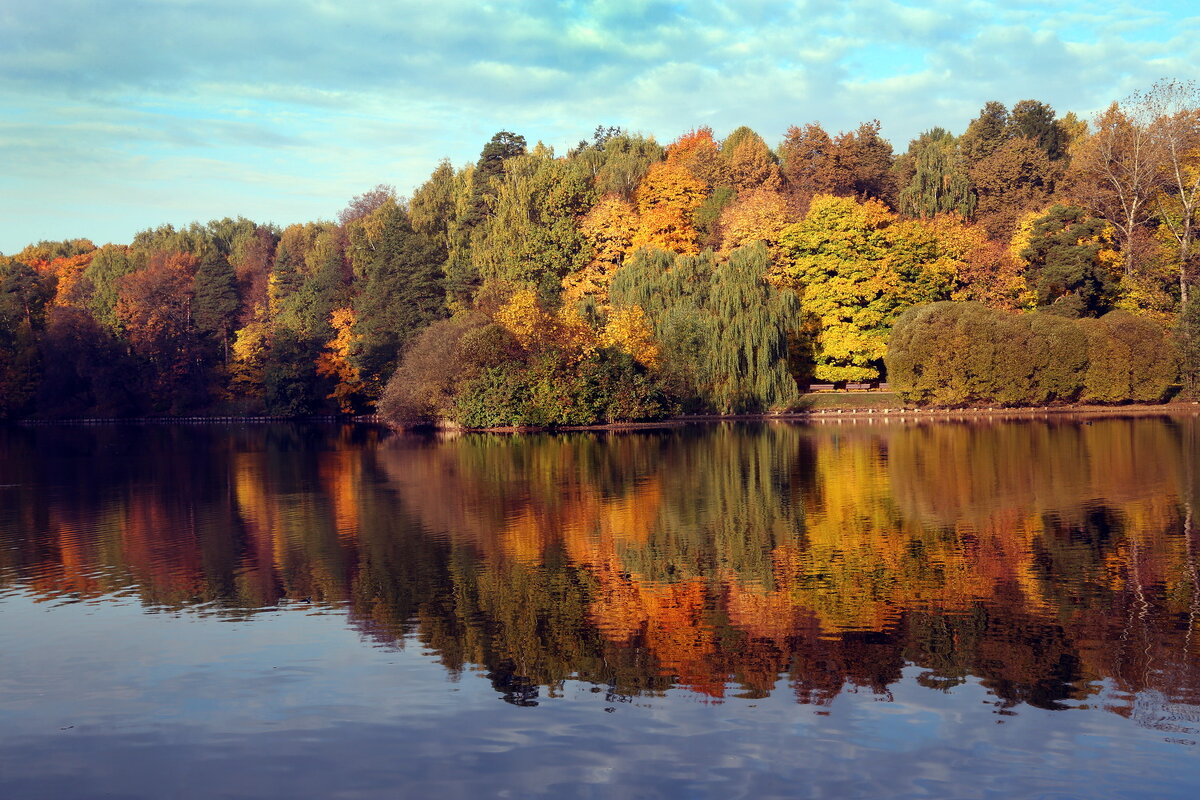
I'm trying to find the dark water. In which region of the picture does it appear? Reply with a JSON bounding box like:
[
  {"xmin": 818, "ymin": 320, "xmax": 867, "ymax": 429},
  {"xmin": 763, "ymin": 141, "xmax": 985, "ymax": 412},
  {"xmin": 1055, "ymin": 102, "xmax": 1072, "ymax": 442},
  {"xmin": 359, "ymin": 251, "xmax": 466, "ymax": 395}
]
[{"xmin": 2, "ymin": 419, "xmax": 1199, "ymax": 799}]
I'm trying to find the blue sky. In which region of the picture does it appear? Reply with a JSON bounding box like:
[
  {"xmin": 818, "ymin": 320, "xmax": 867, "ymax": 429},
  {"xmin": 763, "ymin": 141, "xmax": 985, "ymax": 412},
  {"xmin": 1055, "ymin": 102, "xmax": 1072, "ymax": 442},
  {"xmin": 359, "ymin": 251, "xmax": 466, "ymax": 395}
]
[{"xmin": 2, "ymin": 0, "xmax": 1198, "ymax": 254}]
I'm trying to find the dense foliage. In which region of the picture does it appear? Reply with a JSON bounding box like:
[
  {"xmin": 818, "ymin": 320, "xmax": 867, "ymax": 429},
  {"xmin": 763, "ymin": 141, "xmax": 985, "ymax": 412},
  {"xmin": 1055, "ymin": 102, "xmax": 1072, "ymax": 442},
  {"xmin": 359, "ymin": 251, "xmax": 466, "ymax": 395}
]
[
  {"xmin": 886, "ymin": 302, "xmax": 1177, "ymax": 406},
  {"xmin": 4, "ymin": 82, "xmax": 1200, "ymax": 423}
]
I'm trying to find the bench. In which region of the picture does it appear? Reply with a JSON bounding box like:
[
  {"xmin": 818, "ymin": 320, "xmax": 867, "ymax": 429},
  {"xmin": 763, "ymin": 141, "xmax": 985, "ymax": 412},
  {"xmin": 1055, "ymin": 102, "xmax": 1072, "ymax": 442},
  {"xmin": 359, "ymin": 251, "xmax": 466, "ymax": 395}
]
[
  {"xmin": 846, "ymin": 383, "xmax": 871, "ymax": 391},
  {"xmin": 807, "ymin": 383, "xmax": 836, "ymax": 392}
]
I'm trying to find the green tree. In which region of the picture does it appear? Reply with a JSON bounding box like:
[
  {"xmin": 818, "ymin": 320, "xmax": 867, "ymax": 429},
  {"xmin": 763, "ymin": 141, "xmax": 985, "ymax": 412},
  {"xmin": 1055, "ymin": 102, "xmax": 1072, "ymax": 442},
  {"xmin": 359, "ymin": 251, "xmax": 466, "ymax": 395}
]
[
  {"xmin": 82, "ymin": 245, "xmax": 139, "ymax": 331},
  {"xmin": 1009, "ymin": 99, "xmax": 1069, "ymax": 161},
  {"xmin": 573, "ymin": 132, "xmax": 664, "ymax": 198},
  {"xmin": 886, "ymin": 303, "xmax": 1087, "ymax": 406},
  {"xmin": 472, "ymin": 148, "xmax": 596, "ymax": 300},
  {"xmin": 706, "ymin": 243, "xmax": 800, "ymax": 412},
  {"xmin": 349, "ymin": 199, "xmax": 446, "ymax": 390},
  {"xmin": 1177, "ymin": 292, "xmax": 1200, "ymax": 397},
  {"xmin": 895, "ymin": 128, "xmax": 976, "ymax": 219},
  {"xmin": 1080, "ymin": 311, "xmax": 1178, "ymax": 403},
  {"xmin": 192, "ymin": 250, "xmax": 239, "ymax": 364},
  {"xmin": 0, "ymin": 259, "xmax": 54, "ymax": 418},
  {"xmin": 1020, "ymin": 205, "xmax": 1119, "ymax": 317}
]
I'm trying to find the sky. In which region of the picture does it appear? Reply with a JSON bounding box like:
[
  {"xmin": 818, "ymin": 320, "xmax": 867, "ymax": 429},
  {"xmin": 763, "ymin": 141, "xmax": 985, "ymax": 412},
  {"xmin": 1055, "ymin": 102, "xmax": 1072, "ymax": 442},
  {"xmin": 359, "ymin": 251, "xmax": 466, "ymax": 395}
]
[{"xmin": 2, "ymin": 0, "xmax": 1199, "ymax": 254}]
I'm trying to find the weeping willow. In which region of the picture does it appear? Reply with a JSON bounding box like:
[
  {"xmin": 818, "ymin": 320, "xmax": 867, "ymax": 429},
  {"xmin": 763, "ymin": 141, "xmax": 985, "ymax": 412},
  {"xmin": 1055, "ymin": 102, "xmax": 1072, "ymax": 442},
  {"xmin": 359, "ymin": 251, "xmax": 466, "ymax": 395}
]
[
  {"xmin": 610, "ymin": 242, "xmax": 800, "ymax": 413},
  {"xmin": 897, "ymin": 128, "xmax": 976, "ymax": 220},
  {"xmin": 707, "ymin": 243, "xmax": 801, "ymax": 412}
]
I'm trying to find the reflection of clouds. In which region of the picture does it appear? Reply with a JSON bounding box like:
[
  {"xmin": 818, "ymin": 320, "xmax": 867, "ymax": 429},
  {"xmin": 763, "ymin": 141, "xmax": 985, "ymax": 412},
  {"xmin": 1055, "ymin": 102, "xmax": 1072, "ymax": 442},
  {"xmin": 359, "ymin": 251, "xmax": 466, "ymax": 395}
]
[{"xmin": 4, "ymin": 615, "xmax": 1195, "ymax": 800}]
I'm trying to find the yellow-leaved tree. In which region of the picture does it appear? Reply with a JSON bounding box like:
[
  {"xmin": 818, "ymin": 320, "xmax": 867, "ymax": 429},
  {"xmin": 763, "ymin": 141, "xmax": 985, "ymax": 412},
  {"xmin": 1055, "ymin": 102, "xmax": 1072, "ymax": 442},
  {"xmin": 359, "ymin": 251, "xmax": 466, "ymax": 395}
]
[
  {"xmin": 565, "ymin": 194, "xmax": 638, "ymax": 306},
  {"xmin": 601, "ymin": 305, "xmax": 659, "ymax": 369}
]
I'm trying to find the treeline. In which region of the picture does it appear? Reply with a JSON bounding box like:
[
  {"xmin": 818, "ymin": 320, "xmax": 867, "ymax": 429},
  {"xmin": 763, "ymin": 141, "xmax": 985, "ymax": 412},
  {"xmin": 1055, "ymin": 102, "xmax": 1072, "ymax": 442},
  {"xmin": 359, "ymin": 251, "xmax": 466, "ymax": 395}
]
[{"xmin": 4, "ymin": 82, "xmax": 1200, "ymax": 421}]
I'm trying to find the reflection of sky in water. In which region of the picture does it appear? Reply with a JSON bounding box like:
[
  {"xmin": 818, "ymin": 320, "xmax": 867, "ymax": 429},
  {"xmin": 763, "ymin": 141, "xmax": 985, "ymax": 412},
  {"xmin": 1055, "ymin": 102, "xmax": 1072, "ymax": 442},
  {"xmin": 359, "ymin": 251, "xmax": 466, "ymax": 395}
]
[
  {"xmin": 3, "ymin": 593, "xmax": 1196, "ymax": 799},
  {"xmin": 4, "ymin": 419, "xmax": 1200, "ymax": 797}
]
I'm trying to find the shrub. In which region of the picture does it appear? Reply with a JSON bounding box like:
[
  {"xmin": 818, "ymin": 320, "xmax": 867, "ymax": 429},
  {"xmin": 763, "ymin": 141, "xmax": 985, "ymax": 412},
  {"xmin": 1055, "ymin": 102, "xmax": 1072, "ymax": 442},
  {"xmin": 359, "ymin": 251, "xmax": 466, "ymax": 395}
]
[
  {"xmin": 1080, "ymin": 311, "xmax": 1178, "ymax": 404},
  {"xmin": 887, "ymin": 302, "xmax": 1172, "ymax": 407},
  {"xmin": 377, "ymin": 312, "xmax": 493, "ymax": 426}
]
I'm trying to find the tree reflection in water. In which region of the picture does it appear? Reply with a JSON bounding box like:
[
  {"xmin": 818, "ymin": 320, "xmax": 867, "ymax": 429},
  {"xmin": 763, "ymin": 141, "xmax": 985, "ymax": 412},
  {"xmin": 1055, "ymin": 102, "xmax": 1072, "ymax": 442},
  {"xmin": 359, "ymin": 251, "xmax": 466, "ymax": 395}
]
[{"xmin": 2, "ymin": 418, "xmax": 1199, "ymax": 727}]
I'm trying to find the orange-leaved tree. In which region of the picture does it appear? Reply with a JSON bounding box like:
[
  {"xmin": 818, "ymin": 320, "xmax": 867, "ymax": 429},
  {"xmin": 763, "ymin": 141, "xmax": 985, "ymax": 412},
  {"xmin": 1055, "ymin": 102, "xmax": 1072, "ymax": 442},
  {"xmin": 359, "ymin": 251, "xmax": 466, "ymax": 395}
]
[
  {"xmin": 315, "ymin": 307, "xmax": 365, "ymax": 413},
  {"xmin": 631, "ymin": 161, "xmax": 708, "ymax": 255}
]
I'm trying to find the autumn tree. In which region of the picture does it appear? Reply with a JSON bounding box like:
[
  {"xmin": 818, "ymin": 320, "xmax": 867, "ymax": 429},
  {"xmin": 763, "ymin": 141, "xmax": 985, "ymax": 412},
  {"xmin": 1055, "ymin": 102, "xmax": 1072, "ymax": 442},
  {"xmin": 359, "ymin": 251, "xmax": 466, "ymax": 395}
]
[
  {"xmin": 665, "ymin": 127, "xmax": 729, "ymax": 189},
  {"xmin": 773, "ymin": 195, "xmax": 960, "ymax": 381},
  {"xmin": 18, "ymin": 241, "xmax": 96, "ymax": 308},
  {"xmin": 833, "ymin": 121, "xmax": 896, "ymax": 203},
  {"xmin": 720, "ymin": 126, "xmax": 781, "ymax": 194},
  {"xmin": 36, "ymin": 307, "xmax": 140, "ymax": 417},
  {"xmin": 315, "ymin": 307, "xmax": 365, "ymax": 413},
  {"xmin": 568, "ymin": 194, "xmax": 638, "ymax": 306},
  {"xmin": 1069, "ymin": 102, "xmax": 1163, "ymax": 276},
  {"xmin": 115, "ymin": 251, "xmax": 203, "ymax": 409},
  {"xmin": 717, "ymin": 188, "xmax": 790, "ymax": 255},
  {"xmin": 779, "ymin": 122, "xmax": 840, "ymax": 204},
  {"xmin": 958, "ymin": 101, "xmax": 1066, "ymax": 240},
  {"xmin": 82, "ymin": 245, "xmax": 139, "ymax": 331},
  {"xmin": 970, "ymin": 137, "xmax": 1055, "ymax": 240},
  {"xmin": 1142, "ymin": 80, "xmax": 1200, "ymax": 306},
  {"xmin": 631, "ymin": 161, "xmax": 708, "ymax": 255},
  {"xmin": 339, "ymin": 184, "xmax": 396, "ymax": 227}
]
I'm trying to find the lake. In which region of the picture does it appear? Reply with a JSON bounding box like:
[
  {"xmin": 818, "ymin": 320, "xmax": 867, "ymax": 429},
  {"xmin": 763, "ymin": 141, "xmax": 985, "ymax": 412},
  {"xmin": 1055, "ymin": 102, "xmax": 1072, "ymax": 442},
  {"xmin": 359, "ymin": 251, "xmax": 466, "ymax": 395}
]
[{"xmin": 2, "ymin": 418, "xmax": 1199, "ymax": 798}]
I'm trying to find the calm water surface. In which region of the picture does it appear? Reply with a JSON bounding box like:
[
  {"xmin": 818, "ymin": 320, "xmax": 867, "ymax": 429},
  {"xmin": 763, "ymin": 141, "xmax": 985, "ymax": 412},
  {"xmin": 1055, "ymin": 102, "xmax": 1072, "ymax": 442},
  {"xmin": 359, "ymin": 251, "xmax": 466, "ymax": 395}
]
[{"xmin": 2, "ymin": 419, "xmax": 1199, "ymax": 798}]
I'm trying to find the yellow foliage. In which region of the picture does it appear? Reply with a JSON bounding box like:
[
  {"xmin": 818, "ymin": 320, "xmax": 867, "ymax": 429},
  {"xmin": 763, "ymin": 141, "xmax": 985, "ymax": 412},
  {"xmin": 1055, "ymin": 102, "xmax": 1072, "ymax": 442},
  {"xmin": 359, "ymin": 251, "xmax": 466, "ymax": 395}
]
[
  {"xmin": 569, "ymin": 194, "xmax": 638, "ymax": 305},
  {"xmin": 1008, "ymin": 207, "xmax": 1047, "ymax": 265},
  {"xmin": 631, "ymin": 161, "xmax": 707, "ymax": 255},
  {"xmin": 630, "ymin": 206, "xmax": 700, "ymax": 255},
  {"xmin": 495, "ymin": 288, "xmax": 597, "ymax": 361},
  {"xmin": 230, "ymin": 305, "xmax": 270, "ymax": 398},
  {"xmin": 601, "ymin": 305, "xmax": 659, "ymax": 368},
  {"xmin": 718, "ymin": 188, "xmax": 790, "ymax": 256}
]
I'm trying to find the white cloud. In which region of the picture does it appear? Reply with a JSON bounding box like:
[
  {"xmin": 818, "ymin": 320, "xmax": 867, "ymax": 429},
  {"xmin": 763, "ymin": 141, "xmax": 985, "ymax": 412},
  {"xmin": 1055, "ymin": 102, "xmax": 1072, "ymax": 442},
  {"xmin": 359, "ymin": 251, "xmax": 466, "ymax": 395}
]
[{"xmin": 2, "ymin": 0, "xmax": 1200, "ymax": 251}]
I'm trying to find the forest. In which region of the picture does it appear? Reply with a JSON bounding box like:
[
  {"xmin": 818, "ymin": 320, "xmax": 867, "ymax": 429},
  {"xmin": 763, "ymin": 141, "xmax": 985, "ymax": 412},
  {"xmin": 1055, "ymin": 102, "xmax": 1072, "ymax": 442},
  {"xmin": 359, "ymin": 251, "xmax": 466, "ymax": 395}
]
[{"xmin": 3, "ymin": 82, "xmax": 1200, "ymax": 423}]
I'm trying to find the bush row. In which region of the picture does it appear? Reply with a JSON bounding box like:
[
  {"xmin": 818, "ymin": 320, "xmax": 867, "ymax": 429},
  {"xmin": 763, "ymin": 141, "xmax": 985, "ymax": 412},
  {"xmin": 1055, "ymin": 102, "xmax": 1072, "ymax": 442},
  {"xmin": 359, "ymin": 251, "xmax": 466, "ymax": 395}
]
[{"xmin": 885, "ymin": 302, "xmax": 1178, "ymax": 406}]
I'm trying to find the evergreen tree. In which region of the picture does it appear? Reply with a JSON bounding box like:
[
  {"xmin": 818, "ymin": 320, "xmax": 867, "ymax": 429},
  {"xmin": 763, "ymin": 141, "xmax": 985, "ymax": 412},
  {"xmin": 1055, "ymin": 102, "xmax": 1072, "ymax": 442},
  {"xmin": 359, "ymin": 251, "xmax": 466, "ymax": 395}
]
[
  {"xmin": 0, "ymin": 259, "xmax": 54, "ymax": 418},
  {"xmin": 192, "ymin": 250, "xmax": 239, "ymax": 363},
  {"xmin": 1020, "ymin": 205, "xmax": 1119, "ymax": 317},
  {"xmin": 350, "ymin": 200, "xmax": 446, "ymax": 389}
]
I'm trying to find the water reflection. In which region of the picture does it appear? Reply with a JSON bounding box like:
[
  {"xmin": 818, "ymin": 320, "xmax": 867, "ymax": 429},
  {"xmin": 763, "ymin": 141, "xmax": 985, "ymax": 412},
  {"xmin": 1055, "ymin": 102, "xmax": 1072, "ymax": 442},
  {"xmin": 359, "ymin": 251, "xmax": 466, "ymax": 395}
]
[{"xmin": 2, "ymin": 418, "xmax": 1199, "ymax": 726}]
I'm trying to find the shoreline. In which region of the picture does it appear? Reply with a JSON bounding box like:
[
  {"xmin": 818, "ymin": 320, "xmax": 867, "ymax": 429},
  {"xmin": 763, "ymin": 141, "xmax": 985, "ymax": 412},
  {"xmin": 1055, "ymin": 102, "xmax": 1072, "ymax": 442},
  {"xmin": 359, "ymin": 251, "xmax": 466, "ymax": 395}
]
[{"xmin": 13, "ymin": 401, "xmax": 1200, "ymax": 430}]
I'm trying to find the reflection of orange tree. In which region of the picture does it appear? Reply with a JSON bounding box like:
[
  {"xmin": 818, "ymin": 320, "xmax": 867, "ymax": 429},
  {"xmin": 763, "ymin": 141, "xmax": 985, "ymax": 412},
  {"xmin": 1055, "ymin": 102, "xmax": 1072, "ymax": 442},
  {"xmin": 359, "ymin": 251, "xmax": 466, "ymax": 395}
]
[
  {"xmin": 382, "ymin": 421, "xmax": 1200, "ymax": 708},
  {"xmin": 5, "ymin": 421, "xmax": 1200, "ymax": 714}
]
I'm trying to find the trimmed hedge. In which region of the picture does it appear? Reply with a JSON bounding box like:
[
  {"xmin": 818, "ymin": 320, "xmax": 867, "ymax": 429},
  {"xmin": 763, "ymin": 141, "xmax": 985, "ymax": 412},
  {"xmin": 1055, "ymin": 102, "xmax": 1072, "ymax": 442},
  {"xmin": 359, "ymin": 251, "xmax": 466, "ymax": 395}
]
[{"xmin": 886, "ymin": 302, "xmax": 1177, "ymax": 407}]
